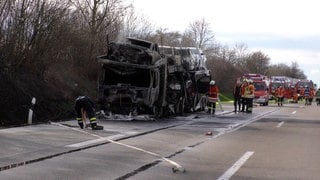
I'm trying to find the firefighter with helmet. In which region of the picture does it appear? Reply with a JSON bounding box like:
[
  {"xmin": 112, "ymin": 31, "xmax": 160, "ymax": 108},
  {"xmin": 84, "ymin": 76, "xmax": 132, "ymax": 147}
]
[
  {"xmin": 304, "ymin": 86, "xmax": 312, "ymax": 105},
  {"xmin": 207, "ymin": 80, "xmax": 219, "ymax": 114},
  {"xmin": 240, "ymin": 79, "xmax": 248, "ymax": 112},
  {"xmin": 245, "ymin": 79, "xmax": 255, "ymax": 113},
  {"xmin": 275, "ymin": 85, "xmax": 285, "ymax": 106}
]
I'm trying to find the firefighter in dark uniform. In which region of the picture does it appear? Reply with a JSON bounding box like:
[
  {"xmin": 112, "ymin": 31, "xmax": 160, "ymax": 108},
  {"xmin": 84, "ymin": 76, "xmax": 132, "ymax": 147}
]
[
  {"xmin": 233, "ymin": 81, "xmax": 242, "ymax": 112},
  {"xmin": 75, "ymin": 96, "xmax": 103, "ymax": 130}
]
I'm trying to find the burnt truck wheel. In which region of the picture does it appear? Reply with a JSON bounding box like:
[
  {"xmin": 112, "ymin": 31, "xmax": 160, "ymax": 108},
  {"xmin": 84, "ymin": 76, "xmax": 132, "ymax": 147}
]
[
  {"xmin": 153, "ymin": 105, "xmax": 163, "ymax": 118},
  {"xmin": 176, "ymin": 98, "xmax": 185, "ymax": 115},
  {"xmin": 192, "ymin": 95, "xmax": 199, "ymax": 112}
]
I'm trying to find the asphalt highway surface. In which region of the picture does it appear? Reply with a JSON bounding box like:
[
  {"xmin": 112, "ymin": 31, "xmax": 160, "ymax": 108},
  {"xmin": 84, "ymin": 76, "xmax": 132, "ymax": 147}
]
[{"xmin": 1, "ymin": 101, "xmax": 319, "ymax": 180}]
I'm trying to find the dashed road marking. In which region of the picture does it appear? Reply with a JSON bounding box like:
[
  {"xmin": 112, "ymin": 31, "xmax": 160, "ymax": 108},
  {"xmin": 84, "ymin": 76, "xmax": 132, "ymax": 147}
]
[
  {"xmin": 217, "ymin": 151, "xmax": 254, "ymax": 180},
  {"xmin": 292, "ymin": 111, "xmax": 297, "ymax": 114},
  {"xmin": 277, "ymin": 121, "xmax": 284, "ymax": 128}
]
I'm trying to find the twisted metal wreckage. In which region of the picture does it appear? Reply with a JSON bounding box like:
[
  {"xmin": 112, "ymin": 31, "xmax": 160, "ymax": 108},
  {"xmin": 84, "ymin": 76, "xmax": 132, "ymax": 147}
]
[{"xmin": 97, "ymin": 38, "xmax": 211, "ymax": 120}]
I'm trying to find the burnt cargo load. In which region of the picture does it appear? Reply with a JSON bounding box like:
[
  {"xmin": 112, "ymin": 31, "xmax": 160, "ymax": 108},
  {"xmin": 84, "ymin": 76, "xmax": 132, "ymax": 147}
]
[
  {"xmin": 97, "ymin": 38, "xmax": 167, "ymax": 120},
  {"xmin": 160, "ymin": 46, "xmax": 211, "ymax": 114},
  {"xmin": 97, "ymin": 38, "xmax": 211, "ymax": 120}
]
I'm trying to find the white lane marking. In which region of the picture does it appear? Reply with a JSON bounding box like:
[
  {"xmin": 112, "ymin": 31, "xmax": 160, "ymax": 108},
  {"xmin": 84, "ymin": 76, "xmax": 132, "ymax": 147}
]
[
  {"xmin": 107, "ymin": 134, "xmax": 125, "ymax": 140},
  {"xmin": 217, "ymin": 151, "xmax": 254, "ymax": 180},
  {"xmin": 51, "ymin": 122, "xmax": 185, "ymax": 172},
  {"xmin": 66, "ymin": 138, "xmax": 108, "ymax": 147},
  {"xmin": 277, "ymin": 121, "xmax": 284, "ymax": 128},
  {"xmin": 292, "ymin": 111, "xmax": 297, "ymax": 114}
]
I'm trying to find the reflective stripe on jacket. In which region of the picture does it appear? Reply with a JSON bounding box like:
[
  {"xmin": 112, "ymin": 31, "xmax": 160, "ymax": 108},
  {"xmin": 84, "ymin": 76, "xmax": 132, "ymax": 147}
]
[{"xmin": 245, "ymin": 84, "xmax": 254, "ymax": 98}]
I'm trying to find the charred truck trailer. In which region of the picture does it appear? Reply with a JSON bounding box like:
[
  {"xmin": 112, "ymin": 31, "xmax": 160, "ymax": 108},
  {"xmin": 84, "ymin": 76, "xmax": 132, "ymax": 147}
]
[
  {"xmin": 97, "ymin": 38, "xmax": 210, "ymax": 120},
  {"xmin": 160, "ymin": 46, "xmax": 211, "ymax": 114}
]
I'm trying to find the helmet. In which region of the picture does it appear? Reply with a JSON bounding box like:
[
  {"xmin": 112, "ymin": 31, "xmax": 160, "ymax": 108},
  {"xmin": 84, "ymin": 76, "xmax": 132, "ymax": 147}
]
[{"xmin": 210, "ymin": 80, "xmax": 215, "ymax": 85}]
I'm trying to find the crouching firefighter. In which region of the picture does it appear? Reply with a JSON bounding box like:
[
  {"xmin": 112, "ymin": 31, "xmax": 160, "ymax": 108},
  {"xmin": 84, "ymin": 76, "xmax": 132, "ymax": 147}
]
[{"xmin": 75, "ymin": 96, "xmax": 103, "ymax": 130}]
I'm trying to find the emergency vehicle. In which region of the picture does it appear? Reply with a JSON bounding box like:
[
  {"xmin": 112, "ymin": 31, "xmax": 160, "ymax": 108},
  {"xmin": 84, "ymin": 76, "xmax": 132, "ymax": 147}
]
[{"xmin": 269, "ymin": 76, "xmax": 295, "ymax": 100}]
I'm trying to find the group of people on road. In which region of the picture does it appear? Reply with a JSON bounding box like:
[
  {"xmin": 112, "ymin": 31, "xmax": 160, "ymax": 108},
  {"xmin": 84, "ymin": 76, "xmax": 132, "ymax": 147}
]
[
  {"xmin": 74, "ymin": 81, "xmax": 320, "ymax": 130},
  {"xmin": 233, "ymin": 79, "xmax": 255, "ymax": 113}
]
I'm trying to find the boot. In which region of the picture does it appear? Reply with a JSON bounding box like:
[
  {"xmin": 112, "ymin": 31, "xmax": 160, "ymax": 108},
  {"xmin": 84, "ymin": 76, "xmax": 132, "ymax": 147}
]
[
  {"xmin": 78, "ymin": 122, "xmax": 84, "ymax": 129},
  {"xmin": 92, "ymin": 125, "xmax": 104, "ymax": 130}
]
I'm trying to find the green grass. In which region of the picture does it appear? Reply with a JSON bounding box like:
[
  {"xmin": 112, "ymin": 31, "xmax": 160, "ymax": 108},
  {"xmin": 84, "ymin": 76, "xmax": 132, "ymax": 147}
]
[{"xmin": 219, "ymin": 92, "xmax": 234, "ymax": 103}]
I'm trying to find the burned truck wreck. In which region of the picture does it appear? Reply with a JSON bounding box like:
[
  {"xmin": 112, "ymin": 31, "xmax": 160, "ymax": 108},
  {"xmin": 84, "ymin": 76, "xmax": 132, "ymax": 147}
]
[
  {"xmin": 97, "ymin": 38, "xmax": 167, "ymax": 120},
  {"xmin": 97, "ymin": 38, "xmax": 211, "ymax": 120}
]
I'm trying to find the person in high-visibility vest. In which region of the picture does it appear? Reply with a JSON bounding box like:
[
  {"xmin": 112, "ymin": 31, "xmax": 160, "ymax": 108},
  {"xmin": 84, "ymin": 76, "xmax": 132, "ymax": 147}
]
[
  {"xmin": 275, "ymin": 86, "xmax": 285, "ymax": 106},
  {"xmin": 75, "ymin": 96, "xmax": 103, "ymax": 130},
  {"xmin": 245, "ymin": 79, "xmax": 255, "ymax": 113},
  {"xmin": 207, "ymin": 80, "xmax": 219, "ymax": 114},
  {"xmin": 240, "ymin": 79, "xmax": 248, "ymax": 112}
]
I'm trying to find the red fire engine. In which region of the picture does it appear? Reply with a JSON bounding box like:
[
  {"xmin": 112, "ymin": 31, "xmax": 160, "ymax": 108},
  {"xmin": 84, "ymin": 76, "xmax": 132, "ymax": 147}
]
[{"xmin": 269, "ymin": 76, "xmax": 295, "ymax": 100}]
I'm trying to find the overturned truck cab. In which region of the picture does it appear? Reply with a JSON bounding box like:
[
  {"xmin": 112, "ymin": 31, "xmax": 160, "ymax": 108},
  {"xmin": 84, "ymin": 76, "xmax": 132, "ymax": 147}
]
[{"xmin": 97, "ymin": 38, "xmax": 167, "ymax": 120}]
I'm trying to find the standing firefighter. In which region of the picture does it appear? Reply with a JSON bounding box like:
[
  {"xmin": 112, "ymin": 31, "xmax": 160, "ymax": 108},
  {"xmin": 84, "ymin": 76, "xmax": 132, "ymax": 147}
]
[
  {"xmin": 233, "ymin": 81, "xmax": 242, "ymax": 112},
  {"xmin": 276, "ymin": 85, "xmax": 285, "ymax": 106},
  {"xmin": 240, "ymin": 79, "xmax": 248, "ymax": 112},
  {"xmin": 245, "ymin": 79, "xmax": 255, "ymax": 113},
  {"xmin": 304, "ymin": 86, "xmax": 312, "ymax": 105},
  {"xmin": 316, "ymin": 88, "xmax": 320, "ymax": 106},
  {"xmin": 75, "ymin": 96, "xmax": 103, "ymax": 130},
  {"xmin": 207, "ymin": 80, "xmax": 219, "ymax": 114}
]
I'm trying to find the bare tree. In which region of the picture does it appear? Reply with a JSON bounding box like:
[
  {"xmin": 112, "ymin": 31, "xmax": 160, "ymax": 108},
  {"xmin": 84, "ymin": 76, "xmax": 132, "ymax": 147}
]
[
  {"xmin": 149, "ymin": 28, "xmax": 182, "ymax": 46},
  {"xmin": 206, "ymin": 55, "xmax": 242, "ymax": 92},
  {"xmin": 119, "ymin": 5, "xmax": 154, "ymax": 41},
  {"xmin": 233, "ymin": 43, "xmax": 249, "ymax": 66},
  {"xmin": 289, "ymin": 62, "xmax": 306, "ymax": 79},
  {"xmin": 183, "ymin": 18, "xmax": 215, "ymax": 49},
  {"xmin": 244, "ymin": 51, "xmax": 270, "ymax": 74},
  {"xmin": 267, "ymin": 62, "xmax": 306, "ymax": 79},
  {"xmin": 70, "ymin": 0, "xmax": 127, "ymax": 54}
]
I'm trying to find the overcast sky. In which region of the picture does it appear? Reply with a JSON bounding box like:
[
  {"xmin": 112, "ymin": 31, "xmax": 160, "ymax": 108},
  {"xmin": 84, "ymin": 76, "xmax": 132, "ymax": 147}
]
[{"xmin": 132, "ymin": 0, "xmax": 320, "ymax": 86}]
